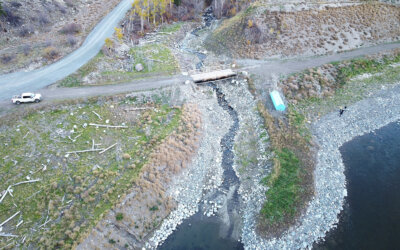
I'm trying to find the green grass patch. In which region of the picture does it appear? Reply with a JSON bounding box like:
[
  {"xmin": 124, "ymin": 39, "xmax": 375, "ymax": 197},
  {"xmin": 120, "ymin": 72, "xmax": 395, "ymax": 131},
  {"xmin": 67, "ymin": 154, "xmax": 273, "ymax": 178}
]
[
  {"xmin": 57, "ymin": 43, "xmax": 179, "ymax": 87},
  {"xmin": 336, "ymin": 53, "xmax": 400, "ymax": 85},
  {"xmin": 126, "ymin": 43, "xmax": 178, "ymax": 75},
  {"xmin": 261, "ymin": 148, "xmax": 301, "ymax": 223},
  {"xmin": 160, "ymin": 22, "xmax": 182, "ymax": 33},
  {"xmin": 58, "ymin": 51, "xmax": 105, "ymax": 87},
  {"xmin": 116, "ymin": 213, "xmax": 124, "ymax": 221}
]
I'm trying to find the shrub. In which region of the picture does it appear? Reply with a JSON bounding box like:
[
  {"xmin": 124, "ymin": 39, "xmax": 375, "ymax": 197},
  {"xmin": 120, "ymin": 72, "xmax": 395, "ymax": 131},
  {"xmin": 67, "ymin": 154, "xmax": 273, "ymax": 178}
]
[
  {"xmin": 247, "ymin": 19, "xmax": 253, "ymax": 28},
  {"xmin": 109, "ymin": 239, "xmax": 116, "ymax": 244},
  {"xmin": 122, "ymin": 153, "xmax": 131, "ymax": 160},
  {"xmin": 22, "ymin": 44, "xmax": 31, "ymax": 56},
  {"xmin": 0, "ymin": 2, "xmax": 4, "ymax": 17},
  {"xmin": 116, "ymin": 212, "xmax": 124, "ymax": 221},
  {"xmin": 10, "ymin": 1, "xmax": 21, "ymax": 8},
  {"xmin": 2, "ymin": 5, "xmax": 22, "ymax": 27},
  {"xmin": 60, "ymin": 23, "xmax": 82, "ymax": 34},
  {"xmin": 1, "ymin": 54, "xmax": 15, "ymax": 64},
  {"xmin": 64, "ymin": 0, "xmax": 74, "ymax": 8},
  {"xmin": 18, "ymin": 25, "xmax": 34, "ymax": 37},
  {"xmin": 45, "ymin": 39, "xmax": 52, "ymax": 47},
  {"xmin": 43, "ymin": 46, "xmax": 59, "ymax": 60},
  {"xmin": 66, "ymin": 35, "xmax": 77, "ymax": 47},
  {"xmin": 149, "ymin": 205, "xmax": 158, "ymax": 211},
  {"xmin": 38, "ymin": 13, "xmax": 50, "ymax": 26},
  {"xmin": 54, "ymin": 1, "xmax": 67, "ymax": 14}
]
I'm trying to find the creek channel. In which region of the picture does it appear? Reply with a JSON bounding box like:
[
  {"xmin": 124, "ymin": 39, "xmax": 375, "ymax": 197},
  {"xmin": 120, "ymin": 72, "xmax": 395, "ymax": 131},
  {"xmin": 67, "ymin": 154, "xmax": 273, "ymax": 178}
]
[
  {"xmin": 314, "ymin": 120, "xmax": 400, "ymax": 249},
  {"xmin": 159, "ymin": 82, "xmax": 244, "ymax": 249}
]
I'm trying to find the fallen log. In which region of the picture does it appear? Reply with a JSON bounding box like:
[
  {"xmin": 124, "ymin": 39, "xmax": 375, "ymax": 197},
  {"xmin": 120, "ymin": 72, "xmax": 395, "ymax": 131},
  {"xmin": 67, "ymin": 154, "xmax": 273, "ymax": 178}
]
[
  {"xmin": 66, "ymin": 148, "xmax": 104, "ymax": 154},
  {"xmin": 89, "ymin": 123, "xmax": 128, "ymax": 128},
  {"xmin": 12, "ymin": 179, "xmax": 40, "ymax": 187},
  {"xmin": 92, "ymin": 111, "xmax": 102, "ymax": 120},
  {"xmin": 0, "ymin": 233, "xmax": 18, "ymax": 237},
  {"xmin": 0, "ymin": 186, "xmax": 11, "ymax": 204},
  {"xmin": 124, "ymin": 107, "xmax": 153, "ymax": 111},
  {"xmin": 0, "ymin": 211, "xmax": 20, "ymax": 227},
  {"xmin": 99, "ymin": 143, "xmax": 117, "ymax": 154}
]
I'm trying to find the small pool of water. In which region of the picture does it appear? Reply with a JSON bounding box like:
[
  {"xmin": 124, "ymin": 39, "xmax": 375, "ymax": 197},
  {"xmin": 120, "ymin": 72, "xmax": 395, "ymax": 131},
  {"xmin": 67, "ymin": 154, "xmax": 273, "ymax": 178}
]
[
  {"xmin": 315, "ymin": 121, "xmax": 400, "ymax": 249},
  {"xmin": 159, "ymin": 215, "xmax": 244, "ymax": 250}
]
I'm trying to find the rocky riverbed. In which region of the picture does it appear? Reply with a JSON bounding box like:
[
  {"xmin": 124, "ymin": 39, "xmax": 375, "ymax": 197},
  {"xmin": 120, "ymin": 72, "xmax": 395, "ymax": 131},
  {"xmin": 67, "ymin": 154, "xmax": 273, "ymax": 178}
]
[{"xmin": 146, "ymin": 83, "xmax": 232, "ymax": 248}]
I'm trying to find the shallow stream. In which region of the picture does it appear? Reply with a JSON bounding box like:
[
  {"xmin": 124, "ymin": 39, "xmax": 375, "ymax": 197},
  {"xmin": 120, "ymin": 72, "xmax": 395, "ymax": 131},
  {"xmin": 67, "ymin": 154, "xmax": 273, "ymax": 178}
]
[{"xmin": 159, "ymin": 82, "xmax": 243, "ymax": 249}]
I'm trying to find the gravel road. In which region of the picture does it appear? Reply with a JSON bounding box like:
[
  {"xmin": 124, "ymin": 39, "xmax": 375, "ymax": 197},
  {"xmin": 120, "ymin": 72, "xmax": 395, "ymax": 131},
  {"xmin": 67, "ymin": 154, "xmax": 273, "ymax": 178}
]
[{"xmin": 240, "ymin": 42, "xmax": 400, "ymax": 83}]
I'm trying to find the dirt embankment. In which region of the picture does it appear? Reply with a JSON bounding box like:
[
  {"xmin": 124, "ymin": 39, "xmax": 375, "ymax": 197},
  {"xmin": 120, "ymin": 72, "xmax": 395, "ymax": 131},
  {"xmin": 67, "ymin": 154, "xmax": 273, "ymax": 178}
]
[
  {"xmin": 206, "ymin": 3, "xmax": 400, "ymax": 59},
  {"xmin": 0, "ymin": 0, "xmax": 120, "ymax": 74},
  {"xmin": 78, "ymin": 103, "xmax": 202, "ymax": 249}
]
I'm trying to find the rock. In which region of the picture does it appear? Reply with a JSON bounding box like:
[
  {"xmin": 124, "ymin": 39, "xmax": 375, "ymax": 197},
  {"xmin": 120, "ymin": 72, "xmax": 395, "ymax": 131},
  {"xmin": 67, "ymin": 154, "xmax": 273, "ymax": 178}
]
[{"xmin": 135, "ymin": 63, "xmax": 144, "ymax": 72}]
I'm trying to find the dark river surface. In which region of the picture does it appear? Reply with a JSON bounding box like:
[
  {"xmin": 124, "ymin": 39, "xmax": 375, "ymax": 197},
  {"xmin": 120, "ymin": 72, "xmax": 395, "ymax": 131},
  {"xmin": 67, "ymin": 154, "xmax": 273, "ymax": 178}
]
[{"xmin": 315, "ymin": 120, "xmax": 400, "ymax": 250}]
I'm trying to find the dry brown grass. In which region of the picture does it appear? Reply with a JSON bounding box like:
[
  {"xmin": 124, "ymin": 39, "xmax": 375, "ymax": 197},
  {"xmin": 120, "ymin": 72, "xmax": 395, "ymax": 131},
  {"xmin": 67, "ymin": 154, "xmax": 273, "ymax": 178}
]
[{"xmin": 208, "ymin": 3, "xmax": 400, "ymax": 58}]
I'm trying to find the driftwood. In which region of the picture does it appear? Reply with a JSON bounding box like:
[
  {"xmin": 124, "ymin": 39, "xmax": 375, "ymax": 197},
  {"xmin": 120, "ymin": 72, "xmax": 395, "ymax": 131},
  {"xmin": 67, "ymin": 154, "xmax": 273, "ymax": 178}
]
[
  {"xmin": 99, "ymin": 143, "xmax": 117, "ymax": 154},
  {"xmin": 124, "ymin": 107, "xmax": 154, "ymax": 111},
  {"xmin": 0, "ymin": 186, "xmax": 11, "ymax": 203},
  {"xmin": 13, "ymin": 179, "xmax": 40, "ymax": 187},
  {"xmin": 92, "ymin": 111, "xmax": 102, "ymax": 120},
  {"xmin": 0, "ymin": 211, "xmax": 20, "ymax": 227},
  {"xmin": 89, "ymin": 123, "xmax": 128, "ymax": 128},
  {"xmin": 68, "ymin": 134, "xmax": 81, "ymax": 142},
  {"xmin": 0, "ymin": 233, "xmax": 18, "ymax": 237},
  {"xmin": 16, "ymin": 220, "xmax": 23, "ymax": 228},
  {"xmin": 67, "ymin": 148, "xmax": 104, "ymax": 154},
  {"xmin": 22, "ymin": 131, "xmax": 30, "ymax": 139}
]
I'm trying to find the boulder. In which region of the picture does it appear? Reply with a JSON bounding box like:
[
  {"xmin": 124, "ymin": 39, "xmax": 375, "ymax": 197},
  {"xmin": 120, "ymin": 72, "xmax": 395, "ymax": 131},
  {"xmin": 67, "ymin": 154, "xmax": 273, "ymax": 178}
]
[{"xmin": 135, "ymin": 63, "xmax": 144, "ymax": 72}]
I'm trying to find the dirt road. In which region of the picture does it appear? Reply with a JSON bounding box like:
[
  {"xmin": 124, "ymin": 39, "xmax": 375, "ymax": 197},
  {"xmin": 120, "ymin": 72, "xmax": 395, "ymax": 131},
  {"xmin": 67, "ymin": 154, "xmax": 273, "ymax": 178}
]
[{"xmin": 0, "ymin": 0, "xmax": 134, "ymax": 101}]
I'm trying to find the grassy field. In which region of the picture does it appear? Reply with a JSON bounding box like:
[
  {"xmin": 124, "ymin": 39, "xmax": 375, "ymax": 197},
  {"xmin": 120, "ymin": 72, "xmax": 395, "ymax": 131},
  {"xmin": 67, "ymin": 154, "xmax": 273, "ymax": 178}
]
[
  {"xmin": 58, "ymin": 52, "xmax": 105, "ymax": 87},
  {"xmin": 0, "ymin": 98, "xmax": 182, "ymax": 248},
  {"xmin": 58, "ymin": 43, "xmax": 179, "ymax": 87},
  {"xmin": 159, "ymin": 22, "xmax": 183, "ymax": 33}
]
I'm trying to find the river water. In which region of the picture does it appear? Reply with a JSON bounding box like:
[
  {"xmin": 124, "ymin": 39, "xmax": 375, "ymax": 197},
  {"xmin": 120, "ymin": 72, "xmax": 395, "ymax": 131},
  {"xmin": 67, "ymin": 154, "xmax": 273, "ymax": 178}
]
[{"xmin": 315, "ymin": 120, "xmax": 400, "ymax": 249}]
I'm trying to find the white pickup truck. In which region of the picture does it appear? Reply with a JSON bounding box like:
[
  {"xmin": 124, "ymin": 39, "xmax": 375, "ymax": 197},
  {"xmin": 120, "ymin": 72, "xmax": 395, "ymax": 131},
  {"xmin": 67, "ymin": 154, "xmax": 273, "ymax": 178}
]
[{"xmin": 12, "ymin": 93, "xmax": 42, "ymax": 104}]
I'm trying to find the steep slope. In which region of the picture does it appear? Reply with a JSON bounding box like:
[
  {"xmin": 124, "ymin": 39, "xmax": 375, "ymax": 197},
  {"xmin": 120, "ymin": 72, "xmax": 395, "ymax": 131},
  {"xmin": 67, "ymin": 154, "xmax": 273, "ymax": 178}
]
[
  {"xmin": 0, "ymin": 0, "xmax": 121, "ymax": 74},
  {"xmin": 205, "ymin": 2, "xmax": 400, "ymax": 59}
]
